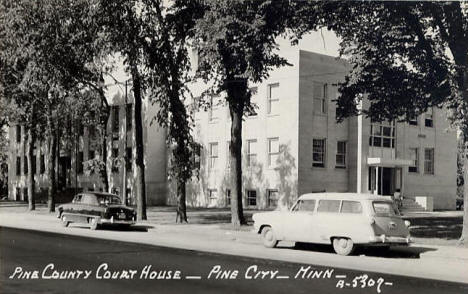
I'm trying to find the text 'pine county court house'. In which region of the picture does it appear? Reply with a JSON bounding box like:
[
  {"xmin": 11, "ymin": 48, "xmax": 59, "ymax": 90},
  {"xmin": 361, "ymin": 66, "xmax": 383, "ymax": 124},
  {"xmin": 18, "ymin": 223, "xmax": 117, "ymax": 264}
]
[{"xmin": 7, "ymin": 50, "xmax": 457, "ymax": 210}]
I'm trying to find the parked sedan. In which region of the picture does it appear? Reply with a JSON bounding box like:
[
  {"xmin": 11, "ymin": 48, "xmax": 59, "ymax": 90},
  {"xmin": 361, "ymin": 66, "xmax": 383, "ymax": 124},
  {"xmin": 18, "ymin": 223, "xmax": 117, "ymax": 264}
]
[
  {"xmin": 253, "ymin": 193, "xmax": 411, "ymax": 255},
  {"xmin": 57, "ymin": 192, "xmax": 136, "ymax": 230}
]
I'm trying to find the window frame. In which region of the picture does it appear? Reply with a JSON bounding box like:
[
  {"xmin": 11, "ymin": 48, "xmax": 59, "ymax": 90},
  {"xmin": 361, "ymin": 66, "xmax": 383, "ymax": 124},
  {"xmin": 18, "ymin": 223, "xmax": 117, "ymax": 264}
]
[
  {"xmin": 409, "ymin": 148, "xmax": 419, "ymax": 173},
  {"xmin": 267, "ymin": 189, "xmax": 279, "ymax": 208},
  {"xmin": 425, "ymin": 108, "xmax": 434, "ymax": 128},
  {"xmin": 336, "ymin": 141, "xmax": 347, "ymax": 168},
  {"xmin": 267, "ymin": 137, "xmax": 280, "ymax": 168},
  {"xmin": 267, "ymin": 83, "xmax": 279, "ymax": 115},
  {"xmin": 247, "ymin": 139, "xmax": 257, "ymax": 167},
  {"xmin": 424, "ymin": 148, "xmax": 435, "ymax": 175},
  {"xmin": 246, "ymin": 190, "xmax": 257, "ymax": 207},
  {"xmin": 312, "ymin": 138, "xmax": 326, "ymax": 168},
  {"xmin": 209, "ymin": 142, "xmax": 218, "ymax": 169},
  {"xmin": 313, "ymin": 82, "xmax": 328, "ymax": 115}
]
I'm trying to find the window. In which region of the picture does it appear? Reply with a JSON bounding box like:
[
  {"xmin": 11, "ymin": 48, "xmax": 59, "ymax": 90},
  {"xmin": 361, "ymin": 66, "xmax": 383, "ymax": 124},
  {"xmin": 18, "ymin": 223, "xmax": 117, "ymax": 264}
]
[
  {"xmin": 409, "ymin": 116, "xmax": 418, "ymax": 126},
  {"xmin": 24, "ymin": 156, "xmax": 28, "ymax": 174},
  {"xmin": 208, "ymin": 189, "xmax": 218, "ymax": 206},
  {"xmin": 226, "ymin": 189, "xmax": 231, "ymax": 206},
  {"xmin": 126, "ymin": 147, "xmax": 132, "ymax": 172},
  {"xmin": 16, "ymin": 157, "xmax": 21, "ymax": 176},
  {"xmin": 247, "ymin": 190, "xmax": 257, "ymax": 206},
  {"xmin": 336, "ymin": 141, "xmax": 347, "ymax": 168},
  {"xmin": 23, "ymin": 187, "xmax": 28, "ymax": 201},
  {"xmin": 424, "ymin": 148, "xmax": 434, "ymax": 175},
  {"xmin": 267, "ymin": 83, "xmax": 279, "ymax": 114},
  {"xmin": 369, "ymin": 121, "xmax": 395, "ymax": 148},
  {"xmin": 209, "ymin": 142, "xmax": 218, "ymax": 169},
  {"xmin": 112, "ymin": 106, "xmax": 119, "ymax": 133},
  {"xmin": 72, "ymin": 194, "xmax": 83, "ymax": 203},
  {"xmin": 247, "ymin": 139, "xmax": 257, "ymax": 166},
  {"xmin": 312, "ymin": 139, "xmax": 326, "ymax": 167},
  {"xmin": 88, "ymin": 125, "xmax": 96, "ymax": 139},
  {"xmin": 425, "ymin": 108, "xmax": 433, "ymax": 127},
  {"xmin": 292, "ymin": 199, "xmax": 316, "ymax": 212},
  {"xmin": 373, "ymin": 201, "xmax": 396, "ymax": 216},
  {"xmin": 313, "ymin": 82, "xmax": 327, "ymax": 114},
  {"xmin": 267, "ymin": 137, "xmax": 279, "ymax": 167},
  {"xmin": 40, "ymin": 154, "xmax": 45, "ymax": 174},
  {"xmin": 16, "ymin": 125, "xmax": 21, "ymax": 143},
  {"xmin": 77, "ymin": 152, "xmax": 84, "ymax": 174},
  {"xmin": 112, "ymin": 147, "xmax": 119, "ymax": 158},
  {"xmin": 267, "ymin": 189, "xmax": 278, "ymax": 208},
  {"xmin": 409, "ymin": 148, "xmax": 419, "ymax": 173},
  {"xmin": 317, "ymin": 200, "xmax": 341, "ymax": 213},
  {"xmin": 126, "ymin": 104, "xmax": 133, "ymax": 129},
  {"xmin": 247, "ymin": 87, "xmax": 258, "ymax": 116},
  {"xmin": 341, "ymin": 201, "xmax": 362, "ymax": 214}
]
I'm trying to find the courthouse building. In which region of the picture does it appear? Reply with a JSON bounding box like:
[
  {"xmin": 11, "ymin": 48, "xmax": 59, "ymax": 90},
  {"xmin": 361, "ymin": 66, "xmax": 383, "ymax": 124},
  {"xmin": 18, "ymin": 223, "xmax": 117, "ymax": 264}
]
[{"xmin": 7, "ymin": 50, "xmax": 457, "ymax": 210}]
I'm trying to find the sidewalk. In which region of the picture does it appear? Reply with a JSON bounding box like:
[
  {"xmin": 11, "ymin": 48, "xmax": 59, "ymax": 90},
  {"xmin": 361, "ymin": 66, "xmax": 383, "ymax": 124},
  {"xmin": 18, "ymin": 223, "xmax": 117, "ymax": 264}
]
[{"xmin": 0, "ymin": 204, "xmax": 467, "ymax": 284}]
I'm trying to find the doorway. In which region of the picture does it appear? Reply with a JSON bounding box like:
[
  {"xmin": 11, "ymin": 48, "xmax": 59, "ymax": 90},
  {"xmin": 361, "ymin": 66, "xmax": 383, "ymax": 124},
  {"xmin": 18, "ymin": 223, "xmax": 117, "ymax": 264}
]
[{"xmin": 368, "ymin": 166, "xmax": 396, "ymax": 196}]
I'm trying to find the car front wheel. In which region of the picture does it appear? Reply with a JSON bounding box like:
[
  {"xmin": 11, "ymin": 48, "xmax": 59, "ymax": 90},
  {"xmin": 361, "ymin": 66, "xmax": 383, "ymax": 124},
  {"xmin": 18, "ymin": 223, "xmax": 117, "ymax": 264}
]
[
  {"xmin": 332, "ymin": 237, "xmax": 354, "ymax": 256},
  {"xmin": 261, "ymin": 226, "xmax": 278, "ymax": 248}
]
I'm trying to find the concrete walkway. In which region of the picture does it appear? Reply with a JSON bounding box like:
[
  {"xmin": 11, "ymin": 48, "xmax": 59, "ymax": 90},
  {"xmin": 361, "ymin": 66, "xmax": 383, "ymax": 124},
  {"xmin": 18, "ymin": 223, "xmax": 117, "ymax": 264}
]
[{"xmin": 0, "ymin": 205, "xmax": 467, "ymax": 284}]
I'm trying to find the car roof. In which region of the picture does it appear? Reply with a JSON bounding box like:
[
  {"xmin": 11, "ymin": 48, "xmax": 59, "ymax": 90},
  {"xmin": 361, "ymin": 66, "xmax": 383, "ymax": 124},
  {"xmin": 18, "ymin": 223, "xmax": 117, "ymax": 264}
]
[
  {"xmin": 80, "ymin": 192, "xmax": 120, "ymax": 198},
  {"xmin": 299, "ymin": 192, "xmax": 392, "ymax": 202}
]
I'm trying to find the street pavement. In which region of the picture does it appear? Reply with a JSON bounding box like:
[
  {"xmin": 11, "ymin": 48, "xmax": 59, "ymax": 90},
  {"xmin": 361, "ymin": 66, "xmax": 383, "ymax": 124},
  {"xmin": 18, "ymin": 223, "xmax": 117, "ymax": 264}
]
[{"xmin": 1, "ymin": 227, "xmax": 468, "ymax": 294}]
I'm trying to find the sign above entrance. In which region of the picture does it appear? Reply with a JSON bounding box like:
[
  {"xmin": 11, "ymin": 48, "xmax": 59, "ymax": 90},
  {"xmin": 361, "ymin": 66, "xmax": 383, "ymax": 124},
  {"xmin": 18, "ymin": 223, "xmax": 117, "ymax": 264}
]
[{"xmin": 367, "ymin": 157, "xmax": 412, "ymax": 167}]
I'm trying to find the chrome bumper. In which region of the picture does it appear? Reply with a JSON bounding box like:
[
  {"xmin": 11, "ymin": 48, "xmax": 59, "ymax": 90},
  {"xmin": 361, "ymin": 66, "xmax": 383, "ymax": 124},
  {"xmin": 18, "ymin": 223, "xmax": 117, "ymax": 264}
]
[
  {"xmin": 100, "ymin": 217, "xmax": 136, "ymax": 225},
  {"xmin": 369, "ymin": 235, "xmax": 412, "ymax": 244}
]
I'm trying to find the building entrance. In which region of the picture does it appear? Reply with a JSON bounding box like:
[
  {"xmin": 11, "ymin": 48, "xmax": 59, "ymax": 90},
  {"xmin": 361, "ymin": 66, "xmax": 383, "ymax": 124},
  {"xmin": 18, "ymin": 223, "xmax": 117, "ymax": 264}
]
[{"xmin": 368, "ymin": 166, "xmax": 402, "ymax": 196}]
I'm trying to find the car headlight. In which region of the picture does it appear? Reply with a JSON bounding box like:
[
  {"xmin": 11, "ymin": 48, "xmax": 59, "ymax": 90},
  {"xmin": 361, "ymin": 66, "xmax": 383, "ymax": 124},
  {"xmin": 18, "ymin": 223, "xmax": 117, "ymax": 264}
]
[{"xmin": 404, "ymin": 220, "xmax": 411, "ymax": 227}]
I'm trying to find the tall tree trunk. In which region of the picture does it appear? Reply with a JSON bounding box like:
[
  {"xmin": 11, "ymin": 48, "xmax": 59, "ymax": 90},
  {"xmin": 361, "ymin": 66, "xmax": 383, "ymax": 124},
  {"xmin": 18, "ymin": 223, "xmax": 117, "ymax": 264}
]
[
  {"xmin": 27, "ymin": 109, "xmax": 35, "ymax": 211},
  {"xmin": 130, "ymin": 61, "xmax": 147, "ymax": 220},
  {"xmin": 100, "ymin": 112, "xmax": 110, "ymax": 193},
  {"xmin": 176, "ymin": 180, "xmax": 187, "ymax": 223},
  {"xmin": 459, "ymin": 60, "xmax": 468, "ymax": 247},
  {"xmin": 227, "ymin": 78, "xmax": 247, "ymax": 226},
  {"xmin": 47, "ymin": 117, "xmax": 57, "ymax": 213}
]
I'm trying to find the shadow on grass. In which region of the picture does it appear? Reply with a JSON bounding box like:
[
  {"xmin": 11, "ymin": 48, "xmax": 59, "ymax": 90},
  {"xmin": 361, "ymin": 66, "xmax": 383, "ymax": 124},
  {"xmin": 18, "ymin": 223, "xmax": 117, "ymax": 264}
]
[{"xmin": 291, "ymin": 242, "xmax": 438, "ymax": 259}]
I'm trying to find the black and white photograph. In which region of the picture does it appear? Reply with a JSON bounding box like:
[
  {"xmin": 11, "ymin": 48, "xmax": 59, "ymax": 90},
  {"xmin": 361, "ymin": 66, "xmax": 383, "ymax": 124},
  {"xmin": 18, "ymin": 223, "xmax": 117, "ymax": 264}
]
[{"xmin": 0, "ymin": 0, "xmax": 467, "ymax": 293}]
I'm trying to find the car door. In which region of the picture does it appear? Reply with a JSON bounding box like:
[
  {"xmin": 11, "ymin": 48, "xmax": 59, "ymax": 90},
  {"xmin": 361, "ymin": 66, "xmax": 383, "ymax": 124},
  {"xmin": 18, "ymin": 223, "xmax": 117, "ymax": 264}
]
[
  {"xmin": 281, "ymin": 199, "xmax": 316, "ymax": 242},
  {"xmin": 314, "ymin": 199, "xmax": 341, "ymax": 244}
]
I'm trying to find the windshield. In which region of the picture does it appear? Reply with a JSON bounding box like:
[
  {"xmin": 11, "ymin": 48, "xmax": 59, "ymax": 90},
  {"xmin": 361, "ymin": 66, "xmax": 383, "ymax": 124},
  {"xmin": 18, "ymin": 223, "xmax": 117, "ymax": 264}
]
[
  {"xmin": 372, "ymin": 201, "xmax": 398, "ymax": 216},
  {"xmin": 97, "ymin": 195, "xmax": 122, "ymax": 205}
]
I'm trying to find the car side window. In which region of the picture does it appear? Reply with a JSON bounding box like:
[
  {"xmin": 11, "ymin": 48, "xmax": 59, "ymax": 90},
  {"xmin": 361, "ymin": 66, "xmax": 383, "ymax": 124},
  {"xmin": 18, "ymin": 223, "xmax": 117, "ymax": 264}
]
[
  {"xmin": 317, "ymin": 200, "xmax": 341, "ymax": 213},
  {"xmin": 298, "ymin": 200, "xmax": 316, "ymax": 212},
  {"xmin": 82, "ymin": 194, "xmax": 98, "ymax": 205},
  {"xmin": 340, "ymin": 201, "xmax": 362, "ymax": 214}
]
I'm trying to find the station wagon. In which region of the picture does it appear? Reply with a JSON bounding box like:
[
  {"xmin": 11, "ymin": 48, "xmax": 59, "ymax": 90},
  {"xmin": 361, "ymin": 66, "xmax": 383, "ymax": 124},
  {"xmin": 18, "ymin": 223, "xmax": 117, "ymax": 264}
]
[
  {"xmin": 56, "ymin": 192, "xmax": 136, "ymax": 230},
  {"xmin": 252, "ymin": 193, "xmax": 411, "ymax": 255}
]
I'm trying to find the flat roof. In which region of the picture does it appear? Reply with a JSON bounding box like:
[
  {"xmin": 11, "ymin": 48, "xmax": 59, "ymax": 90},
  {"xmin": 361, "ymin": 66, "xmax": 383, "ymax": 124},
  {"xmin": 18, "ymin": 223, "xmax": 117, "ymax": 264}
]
[{"xmin": 299, "ymin": 192, "xmax": 392, "ymax": 201}]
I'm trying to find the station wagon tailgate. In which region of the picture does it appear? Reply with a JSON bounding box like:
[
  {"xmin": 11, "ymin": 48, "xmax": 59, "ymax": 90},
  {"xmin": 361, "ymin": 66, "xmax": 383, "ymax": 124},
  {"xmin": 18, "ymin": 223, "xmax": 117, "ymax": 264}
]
[{"xmin": 371, "ymin": 201, "xmax": 409, "ymax": 238}]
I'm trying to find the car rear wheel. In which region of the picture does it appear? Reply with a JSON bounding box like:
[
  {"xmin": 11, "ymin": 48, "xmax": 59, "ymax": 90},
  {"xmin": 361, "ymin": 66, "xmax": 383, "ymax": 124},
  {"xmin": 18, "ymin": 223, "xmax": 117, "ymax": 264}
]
[
  {"xmin": 61, "ymin": 215, "xmax": 70, "ymax": 227},
  {"xmin": 261, "ymin": 226, "xmax": 278, "ymax": 248},
  {"xmin": 332, "ymin": 237, "xmax": 354, "ymax": 256},
  {"xmin": 89, "ymin": 218, "xmax": 99, "ymax": 230}
]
